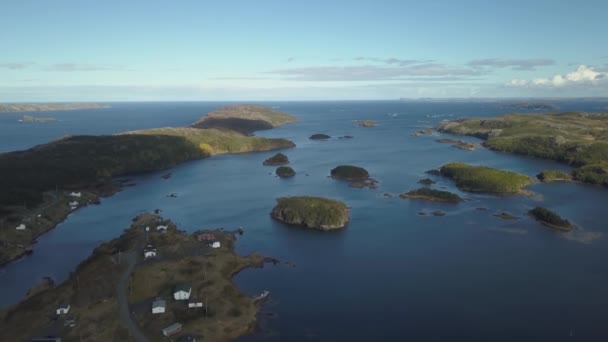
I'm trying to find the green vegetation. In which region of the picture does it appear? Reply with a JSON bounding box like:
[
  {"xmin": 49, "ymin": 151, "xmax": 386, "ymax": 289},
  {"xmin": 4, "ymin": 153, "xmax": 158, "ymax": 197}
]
[
  {"xmin": 528, "ymin": 206, "xmax": 573, "ymax": 231},
  {"xmin": 437, "ymin": 112, "xmax": 608, "ymax": 187},
  {"xmin": 536, "ymin": 170, "xmax": 573, "ymax": 182},
  {"xmin": 271, "ymin": 196, "xmax": 350, "ymax": 230},
  {"xmin": 356, "ymin": 120, "xmax": 376, "ymax": 127},
  {"xmin": 417, "ymin": 178, "xmax": 436, "ymax": 185},
  {"xmin": 0, "ymin": 103, "xmax": 107, "ymax": 112},
  {"xmin": 276, "ymin": 166, "xmax": 296, "ymax": 178},
  {"xmin": 439, "ymin": 162, "xmax": 533, "ymax": 194},
  {"xmin": 263, "ymin": 152, "xmax": 289, "ymax": 166},
  {"xmin": 330, "ymin": 165, "xmax": 370, "ymax": 181},
  {"xmin": 399, "ymin": 188, "xmax": 463, "ymax": 203},
  {"xmin": 22, "ymin": 115, "xmax": 57, "ymax": 123},
  {"xmin": 192, "ymin": 104, "xmax": 298, "ymax": 134},
  {"xmin": 309, "ymin": 133, "xmax": 331, "ymax": 140}
]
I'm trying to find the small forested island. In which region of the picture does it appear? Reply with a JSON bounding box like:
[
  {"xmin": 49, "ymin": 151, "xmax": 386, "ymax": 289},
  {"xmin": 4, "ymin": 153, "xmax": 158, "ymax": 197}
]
[
  {"xmin": 271, "ymin": 196, "xmax": 350, "ymax": 230},
  {"xmin": 330, "ymin": 165, "xmax": 378, "ymax": 189},
  {"xmin": 191, "ymin": 104, "xmax": 298, "ymax": 135},
  {"xmin": 0, "ymin": 213, "xmax": 273, "ymax": 341},
  {"xmin": 0, "ymin": 104, "xmax": 297, "ymax": 266},
  {"xmin": 22, "ymin": 115, "xmax": 57, "ymax": 123},
  {"xmin": 528, "ymin": 206, "xmax": 574, "ymax": 231},
  {"xmin": 417, "ymin": 178, "xmax": 436, "ymax": 185},
  {"xmin": 309, "ymin": 133, "xmax": 331, "ymax": 140},
  {"xmin": 437, "ymin": 112, "xmax": 608, "ymax": 187},
  {"xmin": 0, "ymin": 103, "xmax": 107, "ymax": 112},
  {"xmin": 435, "ymin": 138, "xmax": 477, "ymax": 151},
  {"xmin": 276, "ymin": 166, "xmax": 296, "ymax": 178},
  {"xmin": 399, "ymin": 188, "xmax": 463, "ymax": 203},
  {"xmin": 439, "ymin": 162, "xmax": 533, "ymax": 194},
  {"xmin": 536, "ymin": 170, "xmax": 573, "ymax": 182},
  {"xmin": 356, "ymin": 120, "xmax": 376, "ymax": 127},
  {"xmin": 263, "ymin": 152, "xmax": 289, "ymax": 166}
]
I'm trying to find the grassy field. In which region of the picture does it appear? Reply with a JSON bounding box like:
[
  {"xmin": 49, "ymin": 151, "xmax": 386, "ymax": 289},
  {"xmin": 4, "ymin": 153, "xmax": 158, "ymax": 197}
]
[
  {"xmin": 271, "ymin": 196, "xmax": 350, "ymax": 230},
  {"xmin": 437, "ymin": 112, "xmax": 608, "ymax": 187},
  {"xmin": 439, "ymin": 162, "xmax": 533, "ymax": 194},
  {"xmin": 399, "ymin": 188, "xmax": 463, "ymax": 203}
]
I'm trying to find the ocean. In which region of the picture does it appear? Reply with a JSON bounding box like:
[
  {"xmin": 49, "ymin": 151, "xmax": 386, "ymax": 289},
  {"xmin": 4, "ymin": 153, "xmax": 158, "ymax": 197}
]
[{"xmin": 1, "ymin": 100, "xmax": 608, "ymax": 341}]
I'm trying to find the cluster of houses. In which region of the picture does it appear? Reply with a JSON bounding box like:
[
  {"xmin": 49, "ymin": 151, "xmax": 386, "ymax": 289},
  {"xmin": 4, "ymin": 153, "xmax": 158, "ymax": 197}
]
[
  {"xmin": 152, "ymin": 284, "xmax": 204, "ymax": 338},
  {"xmin": 197, "ymin": 233, "xmax": 221, "ymax": 248},
  {"xmin": 68, "ymin": 192, "xmax": 81, "ymax": 210}
]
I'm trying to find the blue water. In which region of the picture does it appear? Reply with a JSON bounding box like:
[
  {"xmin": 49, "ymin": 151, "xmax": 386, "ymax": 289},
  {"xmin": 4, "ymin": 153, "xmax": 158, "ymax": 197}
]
[{"xmin": 1, "ymin": 101, "xmax": 608, "ymax": 341}]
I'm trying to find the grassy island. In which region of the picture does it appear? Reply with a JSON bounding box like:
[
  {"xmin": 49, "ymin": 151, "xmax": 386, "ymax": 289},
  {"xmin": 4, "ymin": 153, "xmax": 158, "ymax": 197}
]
[
  {"xmin": 399, "ymin": 188, "xmax": 463, "ymax": 203},
  {"xmin": 0, "ymin": 213, "xmax": 272, "ymax": 341},
  {"xmin": 536, "ymin": 170, "xmax": 573, "ymax": 182},
  {"xmin": 528, "ymin": 206, "xmax": 573, "ymax": 231},
  {"xmin": 330, "ymin": 165, "xmax": 370, "ymax": 180},
  {"xmin": 263, "ymin": 153, "xmax": 289, "ymax": 166},
  {"xmin": 0, "ymin": 104, "xmax": 297, "ymax": 266},
  {"xmin": 276, "ymin": 166, "xmax": 296, "ymax": 178},
  {"xmin": 437, "ymin": 112, "xmax": 608, "ymax": 187},
  {"xmin": 191, "ymin": 104, "xmax": 298, "ymax": 135},
  {"xmin": 271, "ymin": 196, "xmax": 350, "ymax": 230},
  {"xmin": 356, "ymin": 120, "xmax": 376, "ymax": 127},
  {"xmin": 309, "ymin": 133, "xmax": 331, "ymax": 140},
  {"xmin": 22, "ymin": 115, "xmax": 57, "ymax": 123},
  {"xmin": 439, "ymin": 162, "xmax": 532, "ymax": 194}
]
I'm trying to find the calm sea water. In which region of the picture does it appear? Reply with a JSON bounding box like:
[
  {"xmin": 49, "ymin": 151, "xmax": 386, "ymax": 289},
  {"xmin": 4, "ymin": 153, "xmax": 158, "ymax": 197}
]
[{"xmin": 1, "ymin": 101, "xmax": 608, "ymax": 341}]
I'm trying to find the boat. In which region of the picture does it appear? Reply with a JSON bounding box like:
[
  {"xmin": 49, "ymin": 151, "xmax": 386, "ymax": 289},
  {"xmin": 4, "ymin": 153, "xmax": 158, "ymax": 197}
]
[{"xmin": 253, "ymin": 290, "xmax": 270, "ymax": 301}]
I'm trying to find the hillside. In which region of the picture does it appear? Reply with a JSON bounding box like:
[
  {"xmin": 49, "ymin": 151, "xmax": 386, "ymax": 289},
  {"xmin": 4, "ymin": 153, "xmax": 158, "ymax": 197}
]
[{"xmin": 191, "ymin": 104, "xmax": 298, "ymax": 134}]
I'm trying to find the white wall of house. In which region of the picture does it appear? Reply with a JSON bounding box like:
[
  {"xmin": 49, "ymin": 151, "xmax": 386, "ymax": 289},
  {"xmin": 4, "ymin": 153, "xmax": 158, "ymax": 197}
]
[
  {"xmin": 174, "ymin": 290, "xmax": 191, "ymax": 300},
  {"xmin": 144, "ymin": 250, "xmax": 156, "ymax": 258}
]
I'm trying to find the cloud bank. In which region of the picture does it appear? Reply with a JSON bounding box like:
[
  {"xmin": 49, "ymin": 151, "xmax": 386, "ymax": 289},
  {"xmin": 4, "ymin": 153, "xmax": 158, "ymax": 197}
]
[
  {"xmin": 507, "ymin": 65, "xmax": 607, "ymax": 87},
  {"xmin": 468, "ymin": 58, "xmax": 555, "ymax": 71}
]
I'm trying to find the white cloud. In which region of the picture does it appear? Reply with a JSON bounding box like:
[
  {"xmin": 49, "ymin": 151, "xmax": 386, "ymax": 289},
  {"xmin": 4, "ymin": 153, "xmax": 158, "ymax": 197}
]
[{"xmin": 507, "ymin": 65, "xmax": 607, "ymax": 87}]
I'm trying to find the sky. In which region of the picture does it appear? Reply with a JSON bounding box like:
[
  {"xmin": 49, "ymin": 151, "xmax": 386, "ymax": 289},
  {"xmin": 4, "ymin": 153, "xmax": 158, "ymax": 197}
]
[{"xmin": 1, "ymin": 0, "xmax": 607, "ymax": 101}]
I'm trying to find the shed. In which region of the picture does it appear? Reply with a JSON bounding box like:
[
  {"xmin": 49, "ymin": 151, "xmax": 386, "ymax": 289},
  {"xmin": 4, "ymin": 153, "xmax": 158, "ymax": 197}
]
[
  {"xmin": 144, "ymin": 244, "xmax": 157, "ymax": 259},
  {"xmin": 156, "ymin": 225, "xmax": 168, "ymax": 231},
  {"xmin": 16, "ymin": 224, "xmax": 26, "ymax": 230},
  {"xmin": 56, "ymin": 304, "xmax": 70, "ymax": 315},
  {"xmin": 209, "ymin": 240, "xmax": 221, "ymax": 249},
  {"xmin": 173, "ymin": 285, "xmax": 191, "ymax": 300},
  {"xmin": 188, "ymin": 301, "xmax": 203, "ymax": 308},
  {"xmin": 162, "ymin": 322, "xmax": 182, "ymax": 337},
  {"xmin": 69, "ymin": 192, "xmax": 82, "ymax": 197},
  {"xmin": 152, "ymin": 299, "xmax": 166, "ymax": 314}
]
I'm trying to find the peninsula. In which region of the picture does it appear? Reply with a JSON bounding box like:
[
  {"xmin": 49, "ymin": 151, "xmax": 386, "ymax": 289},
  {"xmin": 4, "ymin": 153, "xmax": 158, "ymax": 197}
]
[
  {"xmin": 0, "ymin": 213, "xmax": 273, "ymax": 341},
  {"xmin": 0, "ymin": 103, "xmax": 107, "ymax": 112},
  {"xmin": 437, "ymin": 112, "xmax": 608, "ymax": 187},
  {"xmin": 271, "ymin": 196, "xmax": 350, "ymax": 230},
  {"xmin": 0, "ymin": 104, "xmax": 297, "ymax": 266}
]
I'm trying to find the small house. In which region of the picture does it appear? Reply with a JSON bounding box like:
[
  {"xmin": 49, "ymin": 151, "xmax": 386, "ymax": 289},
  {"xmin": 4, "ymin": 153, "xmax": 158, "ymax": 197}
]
[
  {"xmin": 209, "ymin": 240, "xmax": 221, "ymax": 249},
  {"xmin": 188, "ymin": 301, "xmax": 203, "ymax": 308},
  {"xmin": 144, "ymin": 245, "xmax": 157, "ymax": 259},
  {"xmin": 16, "ymin": 224, "xmax": 26, "ymax": 231},
  {"xmin": 162, "ymin": 322, "xmax": 182, "ymax": 337},
  {"xmin": 173, "ymin": 285, "xmax": 191, "ymax": 300},
  {"xmin": 56, "ymin": 304, "xmax": 70, "ymax": 315},
  {"xmin": 69, "ymin": 192, "xmax": 81, "ymax": 197},
  {"xmin": 152, "ymin": 299, "xmax": 166, "ymax": 314},
  {"xmin": 156, "ymin": 225, "xmax": 168, "ymax": 231}
]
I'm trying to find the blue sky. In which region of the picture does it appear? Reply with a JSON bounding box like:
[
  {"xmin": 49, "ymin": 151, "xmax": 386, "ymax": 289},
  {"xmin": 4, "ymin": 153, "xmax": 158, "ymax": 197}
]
[{"xmin": 1, "ymin": 0, "xmax": 607, "ymax": 101}]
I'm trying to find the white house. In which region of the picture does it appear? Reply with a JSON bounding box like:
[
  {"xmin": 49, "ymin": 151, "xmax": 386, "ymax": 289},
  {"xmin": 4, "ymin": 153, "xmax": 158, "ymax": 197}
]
[
  {"xmin": 210, "ymin": 240, "xmax": 221, "ymax": 249},
  {"xmin": 69, "ymin": 201, "xmax": 79, "ymax": 210},
  {"xmin": 173, "ymin": 285, "xmax": 192, "ymax": 300},
  {"xmin": 156, "ymin": 225, "xmax": 168, "ymax": 231},
  {"xmin": 144, "ymin": 245, "xmax": 157, "ymax": 259},
  {"xmin": 152, "ymin": 299, "xmax": 166, "ymax": 314},
  {"xmin": 56, "ymin": 304, "xmax": 70, "ymax": 315},
  {"xmin": 188, "ymin": 301, "xmax": 203, "ymax": 308},
  {"xmin": 16, "ymin": 224, "xmax": 26, "ymax": 231},
  {"xmin": 69, "ymin": 192, "xmax": 82, "ymax": 198}
]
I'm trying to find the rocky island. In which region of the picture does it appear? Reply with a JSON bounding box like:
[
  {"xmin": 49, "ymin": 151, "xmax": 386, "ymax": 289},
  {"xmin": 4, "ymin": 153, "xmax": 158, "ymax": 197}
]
[
  {"xmin": 0, "ymin": 213, "xmax": 274, "ymax": 341},
  {"xmin": 271, "ymin": 196, "xmax": 350, "ymax": 230},
  {"xmin": 0, "ymin": 103, "xmax": 107, "ymax": 112},
  {"xmin": 435, "ymin": 138, "xmax": 477, "ymax": 151},
  {"xmin": 309, "ymin": 133, "xmax": 331, "ymax": 140},
  {"xmin": 330, "ymin": 165, "xmax": 378, "ymax": 189},
  {"xmin": 399, "ymin": 188, "xmax": 463, "ymax": 203},
  {"xmin": 263, "ymin": 153, "xmax": 289, "ymax": 166},
  {"xmin": 536, "ymin": 170, "xmax": 573, "ymax": 182},
  {"xmin": 22, "ymin": 115, "xmax": 58, "ymax": 123},
  {"xmin": 437, "ymin": 112, "xmax": 608, "ymax": 188},
  {"xmin": 356, "ymin": 120, "xmax": 376, "ymax": 127},
  {"xmin": 0, "ymin": 104, "xmax": 297, "ymax": 266},
  {"xmin": 276, "ymin": 166, "xmax": 296, "ymax": 178},
  {"xmin": 528, "ymin": 206, "xmax": 574, "ymax": 231},
  {"xmin": 439, "ymin": 162, "xmax": 533, "ymax": 194}
]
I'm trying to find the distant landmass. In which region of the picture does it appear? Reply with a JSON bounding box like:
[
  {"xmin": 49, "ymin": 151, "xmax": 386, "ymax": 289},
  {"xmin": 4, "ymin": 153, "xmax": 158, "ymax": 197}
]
[{"xmin": 0, "ymin": 103, "xmax": 107, "ymax": 113}]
